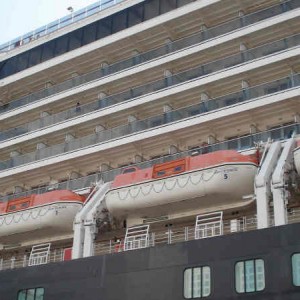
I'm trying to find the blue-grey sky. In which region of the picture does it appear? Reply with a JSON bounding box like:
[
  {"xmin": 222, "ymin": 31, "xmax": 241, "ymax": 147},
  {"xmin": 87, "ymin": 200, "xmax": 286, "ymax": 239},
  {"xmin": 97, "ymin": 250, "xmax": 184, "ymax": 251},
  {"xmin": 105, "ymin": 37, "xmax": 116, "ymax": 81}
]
[{"xmin": 0, "ymin": 0, "xmax": 99, "ymax": 44}]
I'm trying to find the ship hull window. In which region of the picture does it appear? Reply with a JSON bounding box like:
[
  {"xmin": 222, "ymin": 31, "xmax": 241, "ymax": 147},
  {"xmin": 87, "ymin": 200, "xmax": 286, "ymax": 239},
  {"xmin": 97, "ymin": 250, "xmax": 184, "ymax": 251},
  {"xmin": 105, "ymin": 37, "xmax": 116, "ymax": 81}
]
[
  {"xmin": 292, "ymin": 253, "xmax": 300, "ymax": 286},
  {"xmin": 235, "ymin": 259, "xmax": 265, "ymax": 293},
  {"xmin": 184, "ymin": 266, "xmax": 211, "ymax": 298},
  {"xmin": 17, "ymin": 288, "xmax": 44, "ymax": 300}
]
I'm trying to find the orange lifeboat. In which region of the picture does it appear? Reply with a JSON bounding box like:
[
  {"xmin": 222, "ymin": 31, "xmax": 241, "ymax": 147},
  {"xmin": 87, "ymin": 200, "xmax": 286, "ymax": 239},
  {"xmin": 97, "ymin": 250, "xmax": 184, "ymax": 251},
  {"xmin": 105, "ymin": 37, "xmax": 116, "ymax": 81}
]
[
  {"xmin": 0, "ymin": 190, "xmax": 85, "ymax": 245},
  {"xmin": 294, "ymin": 140, "xmax": 300, "ymax": 175},
  {"xmin": 105, "ymin": 150, "xmax": 258, "ymax": 222}
]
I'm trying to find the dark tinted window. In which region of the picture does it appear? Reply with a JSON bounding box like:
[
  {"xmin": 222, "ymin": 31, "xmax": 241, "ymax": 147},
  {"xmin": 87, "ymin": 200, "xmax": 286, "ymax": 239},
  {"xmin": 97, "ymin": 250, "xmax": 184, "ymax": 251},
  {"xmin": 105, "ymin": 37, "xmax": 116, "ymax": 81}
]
[
  {"xmin": 69, "ymin": 28, "xmax": 83, "ymax": 51},
  {"xmin": 41, "ymin": 40, "xmax": 55, "ymax": 62},
  {"xmin": 122, "ymin": 167, "xmax": 137, "ymax": 174},
  {"xmin": 97, "ymin": 17, "xmax": 112, "ymax": 39},
  {"xmin": 54, "ymin": 35, "xmax": 69, "ymax": 56},
  {"xmin": 112, "ymin": 11, "xmax": 128, "ymax": 33},
  {"xmin": 0, "ymin": 0, "xmax": 187, "ymax": 80},
  {"xmin": 144, "ymin": 0, "xmax": 160, "ymax": 20},
  {"xmin": 17, "ymin": 52, "xmax": 29, "ymax": 71},
  {"xmin": 28, "ymin": 46, "xmax": 42, "ymax": 67},
  {"xmin": 82, "ymin": 23, "xmax": 97, "ymax": 45},
  {"xmin": 128, "ymin": 4, "xmax": 144, "ymax": 27},
  {"xmin": 160, "ymin": 0, "xmax": 177, "ymax": 13}
]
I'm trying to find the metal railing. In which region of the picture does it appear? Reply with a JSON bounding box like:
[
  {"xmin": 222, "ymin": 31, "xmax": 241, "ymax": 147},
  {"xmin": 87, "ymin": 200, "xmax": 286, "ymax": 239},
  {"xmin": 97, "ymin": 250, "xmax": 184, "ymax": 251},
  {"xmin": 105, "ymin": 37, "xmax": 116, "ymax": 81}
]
[
  {"xmin": 1, "ymin": 31, "xmax": 299, "ymax": 142},
  {"xmin": 1, "ymin": 208, "xmax": 300, "ymax": 272},
  {"xmin": 0, "ymin": 49, "xmax": 299, "ymax": 172},
  {"xmin": 0, "ymin": 0, "xmax": 122, "ymax": 53},
  {"xmin": 0, "ymin": 246, "xmax": 67, "ymax": 271},
  {"xmin": 0, "ymin": 0, "xmax": 298, "ymax": 115},
  {"xmin": 0, "ymin": 123, "xmax": 299, "ymax": 202}
]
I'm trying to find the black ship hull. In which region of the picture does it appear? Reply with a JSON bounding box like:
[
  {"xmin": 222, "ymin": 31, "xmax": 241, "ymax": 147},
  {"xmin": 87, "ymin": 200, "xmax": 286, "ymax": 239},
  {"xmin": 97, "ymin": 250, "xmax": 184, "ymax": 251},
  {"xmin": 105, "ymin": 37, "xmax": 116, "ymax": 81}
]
[{"xmin": 1, "ymin": 223, "xmax": 300, "ymax": 299}]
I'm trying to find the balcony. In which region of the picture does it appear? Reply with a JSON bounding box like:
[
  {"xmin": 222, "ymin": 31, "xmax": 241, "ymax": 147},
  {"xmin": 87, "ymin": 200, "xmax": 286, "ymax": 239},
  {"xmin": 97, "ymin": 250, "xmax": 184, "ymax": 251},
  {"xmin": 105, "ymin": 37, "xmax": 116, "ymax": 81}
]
[
  {"xmin": 0, "ymin": 65, "xmax": 299, "ymax": 172},
  {"xmin": 1, "ymin": 0, "xmax": 298, "ymax": 116},
  {"xmin": 0, "ymin": 33, "xmax": 299, "ymax": 145}
]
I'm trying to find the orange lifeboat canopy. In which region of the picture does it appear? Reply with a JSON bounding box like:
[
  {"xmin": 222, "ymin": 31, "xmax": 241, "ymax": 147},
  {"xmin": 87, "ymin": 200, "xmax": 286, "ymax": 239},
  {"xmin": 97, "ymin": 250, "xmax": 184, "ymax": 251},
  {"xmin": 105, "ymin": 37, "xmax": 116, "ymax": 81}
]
[
  {"xmin": 0, "ymin": 190, "xmax": 85, "ymax": 215},
  {"xmin": 111, "ymin": 150, "xmax": 259, "ymax": 189}
]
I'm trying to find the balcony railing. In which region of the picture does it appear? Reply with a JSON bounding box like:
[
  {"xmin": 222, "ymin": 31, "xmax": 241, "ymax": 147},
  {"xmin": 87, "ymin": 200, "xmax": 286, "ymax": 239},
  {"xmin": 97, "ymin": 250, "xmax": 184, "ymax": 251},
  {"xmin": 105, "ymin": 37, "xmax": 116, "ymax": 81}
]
[
  {"xmin": 0, "ymin": 40, "xmax": 299, "ymax": 170},
  {"xmin": 0, "ymin": 72, "xmax": 298, "ymax": 170},
  {"xmin": 0, "ymin": 0, "xmax": 298, "ymax": 115},
  {"xmin": 0, "ymin": 33, "xmax": 299, "ymax": 143},
  {"xmin": 0, "ymin": 123, "xmax": 299, "ymax": 202},
  {"xmin": 1, "ymin": 208, "xmax": 300, "ymax": 272},
  {"xmin": 0, "ymin": 0, "xmax": 123, "ymax": 53}
]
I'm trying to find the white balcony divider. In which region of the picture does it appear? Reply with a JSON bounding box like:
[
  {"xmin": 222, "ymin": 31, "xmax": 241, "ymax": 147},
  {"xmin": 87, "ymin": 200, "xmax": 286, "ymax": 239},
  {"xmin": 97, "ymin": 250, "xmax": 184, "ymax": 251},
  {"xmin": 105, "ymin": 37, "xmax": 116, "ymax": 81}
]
[
  {"xmin": 194, "ymin": 212, "xmax": 223, "ymax": 239},
  {"xmin": 124, "ymin": 225, "xmax": 150, "ymax": 251},
  {"xmin": 28, "ymin": 243, "xmax": 51, "ymax": 266}
]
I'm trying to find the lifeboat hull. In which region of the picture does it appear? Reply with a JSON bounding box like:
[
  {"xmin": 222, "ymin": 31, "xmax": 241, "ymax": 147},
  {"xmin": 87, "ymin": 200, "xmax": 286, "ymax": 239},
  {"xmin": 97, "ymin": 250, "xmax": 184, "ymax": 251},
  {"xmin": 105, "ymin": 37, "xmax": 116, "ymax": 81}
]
[
  {"xmin": 294, "ymin": 146, "xmax": 300, "ymax": 175},
  {"xmin": 0, "ymin": 201, "xmax": 83, "ymax": 244},
  {"xmin": 105, "ymin": 163, "xmax": 257, "ymax": 216}
]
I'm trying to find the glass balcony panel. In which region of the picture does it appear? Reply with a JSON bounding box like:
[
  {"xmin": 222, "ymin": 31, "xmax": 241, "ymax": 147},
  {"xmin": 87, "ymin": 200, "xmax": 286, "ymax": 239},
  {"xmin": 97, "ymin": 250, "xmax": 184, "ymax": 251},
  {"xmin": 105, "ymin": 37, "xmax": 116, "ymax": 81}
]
[{"xmin": 1, "ymin": 1, "xmax": 298, "ymax": 113}]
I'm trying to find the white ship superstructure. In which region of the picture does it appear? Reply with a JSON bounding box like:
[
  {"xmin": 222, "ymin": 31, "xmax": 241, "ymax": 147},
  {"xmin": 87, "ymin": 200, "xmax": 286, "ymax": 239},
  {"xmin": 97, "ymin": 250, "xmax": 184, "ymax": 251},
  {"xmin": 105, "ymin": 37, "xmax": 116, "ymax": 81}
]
[{"xmin": 0, "ymin": 0, "xmax": 299, "ymax": 270}]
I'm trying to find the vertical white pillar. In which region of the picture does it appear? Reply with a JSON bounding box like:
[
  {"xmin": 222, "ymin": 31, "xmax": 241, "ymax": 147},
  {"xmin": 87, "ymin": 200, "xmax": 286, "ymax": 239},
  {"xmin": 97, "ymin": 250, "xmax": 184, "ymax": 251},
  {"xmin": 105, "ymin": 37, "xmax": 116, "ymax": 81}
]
[{"xmin": 273, "ymin": 188, "xmax": 287, "ymax": 226}]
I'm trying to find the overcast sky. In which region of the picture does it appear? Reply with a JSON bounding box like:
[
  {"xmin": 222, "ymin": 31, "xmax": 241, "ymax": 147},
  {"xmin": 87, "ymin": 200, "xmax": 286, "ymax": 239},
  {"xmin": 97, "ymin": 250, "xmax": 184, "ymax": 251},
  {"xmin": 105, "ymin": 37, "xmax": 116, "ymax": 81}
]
[{"xmin": 0, "ymin": 0, "xmax": 99, "ymax": 44}]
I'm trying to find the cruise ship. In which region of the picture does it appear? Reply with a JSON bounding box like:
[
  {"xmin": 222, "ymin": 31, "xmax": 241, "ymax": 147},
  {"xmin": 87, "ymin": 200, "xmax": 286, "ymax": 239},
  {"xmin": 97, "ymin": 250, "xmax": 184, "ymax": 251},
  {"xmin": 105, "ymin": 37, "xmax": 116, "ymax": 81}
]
[{"xmin": 0, "ymin": 0, "xmax": 300, "ymax": 299}]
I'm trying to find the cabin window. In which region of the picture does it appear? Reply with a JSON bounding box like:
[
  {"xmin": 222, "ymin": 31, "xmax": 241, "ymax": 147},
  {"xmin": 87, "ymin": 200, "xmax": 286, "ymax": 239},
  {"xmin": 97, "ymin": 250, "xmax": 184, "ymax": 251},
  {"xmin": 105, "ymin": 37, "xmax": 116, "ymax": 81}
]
[
  {"xmin": 174, "ymin": 166, "xmax": 182, "ymax": 172},
  {"xmin": 21, "ymin": 202, "xmax": 29, "ymax": 208},
  {"xmin": 292, "ymin": 253, "xmax": 300, "ymax": 286},
  {"xmin": 157, "ymin": 171, "xmax": 166, "ymax": 177},
  {"xmin": 17, "ymin": 287, "xmax": 44, "ymax": 300},
  {"xmin": 122, "ymin": 167, "xmax": 137, "ymax": 174},
  {"xmin": 8, "ymin": 205, "xmax": 16, "ymax": 211},
  {"xmin": 184, "ymin": 266, "xmax": 211, "ymax": 298},
  {"xmin": 235, "ymin": 259, "xmax": 265, "ymax": 293}
]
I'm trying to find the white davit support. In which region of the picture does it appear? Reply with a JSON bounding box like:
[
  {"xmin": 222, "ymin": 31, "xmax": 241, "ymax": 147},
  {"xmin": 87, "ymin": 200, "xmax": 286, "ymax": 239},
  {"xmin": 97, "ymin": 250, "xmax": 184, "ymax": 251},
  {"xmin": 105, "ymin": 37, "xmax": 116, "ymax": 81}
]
[
  {"xmin": 124, "ymin": 225, "xmax": 150, "ymax": 251},
  {"xmin": 194, "ymin": 212, "xmax": 223, "ymax": 239},
  {"xmin": 72, "ymin": 181, "xmax": 111, "ymax": 259},
  {"xmin": 28, "ymin": 243, "xmax": 51, "ymax": 266},
  {"xmin": 271, "ymin": 137, "xmax": 296, "ymax": 226},
  {"xmin": 255, "ymin": 141, "xmax": 282, "ymax": 229}
]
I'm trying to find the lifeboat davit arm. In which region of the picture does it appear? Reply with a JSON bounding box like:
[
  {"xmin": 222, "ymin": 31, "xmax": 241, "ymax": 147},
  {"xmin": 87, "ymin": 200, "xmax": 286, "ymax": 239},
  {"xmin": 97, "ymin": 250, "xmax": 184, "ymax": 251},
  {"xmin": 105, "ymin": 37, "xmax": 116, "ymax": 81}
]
[
  {"xmin": 272, "ymin": 137, "xmax": 296, "ymax": 226},
  {"xmin": 255, "ymin": 141, "xmax": 282, "ymax": 229},
  {"xmin": 72, "ymin": 182, "xmax": 111, "ymax": 259}
]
